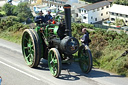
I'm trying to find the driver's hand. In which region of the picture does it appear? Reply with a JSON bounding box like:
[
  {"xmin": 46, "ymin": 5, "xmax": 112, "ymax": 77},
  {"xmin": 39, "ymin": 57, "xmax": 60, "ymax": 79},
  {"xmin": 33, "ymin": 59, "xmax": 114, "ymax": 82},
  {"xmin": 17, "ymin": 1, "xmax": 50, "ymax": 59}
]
[
  {"xmin": 80, "ymin": 39, "xmax": 84, "ymax": 42},
  {"xmin": 38, "ymin": 19, "xmax": 42, "ymax": 20}
]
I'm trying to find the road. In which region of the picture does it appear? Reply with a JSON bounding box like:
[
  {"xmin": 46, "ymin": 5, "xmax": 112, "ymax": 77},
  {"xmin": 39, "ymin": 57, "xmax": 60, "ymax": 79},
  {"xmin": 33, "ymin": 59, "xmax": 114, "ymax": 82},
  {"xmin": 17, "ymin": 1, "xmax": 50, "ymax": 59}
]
[{"xmin": 0, "ymin": 39, "xmax": 128, "ymax": 85}]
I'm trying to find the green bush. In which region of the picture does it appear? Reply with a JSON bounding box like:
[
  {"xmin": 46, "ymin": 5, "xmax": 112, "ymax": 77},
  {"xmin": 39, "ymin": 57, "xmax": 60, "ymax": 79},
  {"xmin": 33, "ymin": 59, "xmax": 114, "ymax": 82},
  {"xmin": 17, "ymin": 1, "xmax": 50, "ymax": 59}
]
[
  {"xmin": 2, "ymin": 3, "xmax": 14, "ymax": 15},
  {"xmin": 0, "ymin": 16, "xmax": 29, "ymax": 32}
]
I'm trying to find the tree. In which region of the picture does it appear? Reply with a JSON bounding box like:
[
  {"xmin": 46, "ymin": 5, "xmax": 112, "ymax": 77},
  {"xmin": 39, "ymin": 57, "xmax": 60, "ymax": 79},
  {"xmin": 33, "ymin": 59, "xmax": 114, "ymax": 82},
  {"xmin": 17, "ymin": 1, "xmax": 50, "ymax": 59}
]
[
  {"xmin": 16, "ymin": 2, "xmax": 33, "ymax": 22},
  {"xmin": 2, "ymin": 3, "xmax": 13, "ymax": 15},
  {"xmin": 115, "ymin": 18, "xmax": 125, "ymax": 26},
  {"xmin": 115, "ymin": 18, "xmax": 120, "ymax": 26},
  {"xmin": 2, "ymin": 3, "xmax": 18, "ymax": 16},
  {"xmin": 114, "ymin": 0, "xmax": 128, "ymax": 6}
]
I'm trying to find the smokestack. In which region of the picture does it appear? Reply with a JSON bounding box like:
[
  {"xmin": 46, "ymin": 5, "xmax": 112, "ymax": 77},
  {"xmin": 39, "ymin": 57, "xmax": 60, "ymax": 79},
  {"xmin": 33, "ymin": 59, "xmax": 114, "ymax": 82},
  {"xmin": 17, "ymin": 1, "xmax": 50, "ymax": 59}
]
[{"xmin": 63, "ymin": 4, "xmax": 72, "ymax": 37}]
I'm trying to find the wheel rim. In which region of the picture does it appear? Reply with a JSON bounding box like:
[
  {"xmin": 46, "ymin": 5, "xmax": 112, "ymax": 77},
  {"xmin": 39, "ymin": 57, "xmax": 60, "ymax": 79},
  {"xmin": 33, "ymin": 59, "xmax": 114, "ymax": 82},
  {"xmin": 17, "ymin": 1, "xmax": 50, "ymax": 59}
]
[
  {"xmin": 48, "ymin": 50, "xmax": 58, "ymax": 76},
  {"xmin": 79, "ymin": 48, "xmax": 89, "ymax": 72},
  {"xmin": 22, "ymin": 31, "xmax": 34, "ymax": 65}
]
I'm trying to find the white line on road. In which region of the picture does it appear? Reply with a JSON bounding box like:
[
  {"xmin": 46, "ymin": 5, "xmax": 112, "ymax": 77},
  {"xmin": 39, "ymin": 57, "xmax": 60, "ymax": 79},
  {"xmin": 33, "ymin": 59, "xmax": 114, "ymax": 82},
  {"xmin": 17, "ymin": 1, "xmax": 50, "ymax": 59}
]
[{"xmin": 0, "ymin": 60, "xmax": 41, "ymax": 81}]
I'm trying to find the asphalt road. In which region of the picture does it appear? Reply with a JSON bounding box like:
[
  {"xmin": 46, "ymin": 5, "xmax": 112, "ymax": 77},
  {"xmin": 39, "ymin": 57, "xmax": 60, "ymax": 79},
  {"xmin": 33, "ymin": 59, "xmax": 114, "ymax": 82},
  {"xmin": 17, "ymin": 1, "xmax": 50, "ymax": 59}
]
[{"xmin": 0, "ymin": 39, "xmax": 128, "ymax": 85}]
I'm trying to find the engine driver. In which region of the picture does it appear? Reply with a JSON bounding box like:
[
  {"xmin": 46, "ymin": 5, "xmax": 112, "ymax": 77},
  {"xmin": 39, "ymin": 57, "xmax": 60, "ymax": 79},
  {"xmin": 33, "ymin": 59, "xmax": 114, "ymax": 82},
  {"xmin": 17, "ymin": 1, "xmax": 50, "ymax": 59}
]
[{"xmin": 35, "ymin": 11, "xmax": 46, "ymax": 25}]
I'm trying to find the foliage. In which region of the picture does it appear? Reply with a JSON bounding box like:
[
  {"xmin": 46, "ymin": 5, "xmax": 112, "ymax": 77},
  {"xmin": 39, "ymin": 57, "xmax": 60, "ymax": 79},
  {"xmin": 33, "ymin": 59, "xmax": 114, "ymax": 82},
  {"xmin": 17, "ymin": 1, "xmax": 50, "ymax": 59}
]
[
  {"xmin": 0, "ymin": 16, "xmax": 29, "ymax": 32},
  {"xmin": 0, "ymin": 11, "xmax": 6, "ymax": 17},
  {"xmin": 2, "ymin": 2, "xmax": 33, "ymax": 22},
  {"xmin": 72, "ymin": 23, "xmax": 94, "ymax": 38},
  {"xmin": 16, "ymin": 2, "xmax": 33, "ymax": 22},
  {"xmin": 0, "ymin": 31, "xmax": 22, "ymax": 44},
  {"xmin": 2, "ymin": 3, "xmax": 13, "ymax": 15},
  {"xmin": 114, "ymin": 0, "xmax": 128, "ymax": 6},
  {"xmin": 115, "ymin": 18, "xmax": 125, "ymax": 26}
]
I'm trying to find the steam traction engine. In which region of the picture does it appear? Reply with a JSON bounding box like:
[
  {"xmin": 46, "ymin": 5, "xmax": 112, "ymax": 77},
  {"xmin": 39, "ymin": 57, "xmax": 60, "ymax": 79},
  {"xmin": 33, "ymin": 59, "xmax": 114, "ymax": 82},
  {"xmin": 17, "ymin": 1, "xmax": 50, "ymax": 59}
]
[{"xmin": 21, "ymin": 4, "xmax": 92, "ymax": 78}]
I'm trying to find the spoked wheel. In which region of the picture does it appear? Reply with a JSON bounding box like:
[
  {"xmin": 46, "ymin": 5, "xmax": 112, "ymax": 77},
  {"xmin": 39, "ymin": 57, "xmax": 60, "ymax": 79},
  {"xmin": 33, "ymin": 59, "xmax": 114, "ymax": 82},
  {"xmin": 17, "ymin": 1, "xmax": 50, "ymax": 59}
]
[
  {"xmin": 48, "ymin": 48, "xmax": 62, "ymax": 78},
  {"xmin": 78, "ymin": 45, "xmax": 93, "ymax": 73},
  {"xmin": 22, "ymin": 29, "xmax": 40, "ymax": 68}
]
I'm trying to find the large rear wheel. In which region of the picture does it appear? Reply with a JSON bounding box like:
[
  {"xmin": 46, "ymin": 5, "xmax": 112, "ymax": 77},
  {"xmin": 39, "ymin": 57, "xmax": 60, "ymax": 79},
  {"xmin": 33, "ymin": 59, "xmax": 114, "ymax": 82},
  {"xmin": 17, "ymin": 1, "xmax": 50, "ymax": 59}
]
[
  {"xmin": 48, "ymin": 48, "xmax": 62, "ymax": 78},
  {"xmin": 78, "ymin": 45, "xmax": 92, "ymax": 73},
  {"xmin": 22, "ymin": 29, "xmax": 40, "ymax": 68}
]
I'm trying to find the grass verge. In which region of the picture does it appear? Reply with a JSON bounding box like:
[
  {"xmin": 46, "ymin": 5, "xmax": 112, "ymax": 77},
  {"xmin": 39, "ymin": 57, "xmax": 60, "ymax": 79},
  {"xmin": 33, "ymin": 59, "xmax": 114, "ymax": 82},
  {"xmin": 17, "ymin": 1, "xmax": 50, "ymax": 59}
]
[{"xmin": 0, "ymin": 30, "xmax": 22, "ymax": 44}]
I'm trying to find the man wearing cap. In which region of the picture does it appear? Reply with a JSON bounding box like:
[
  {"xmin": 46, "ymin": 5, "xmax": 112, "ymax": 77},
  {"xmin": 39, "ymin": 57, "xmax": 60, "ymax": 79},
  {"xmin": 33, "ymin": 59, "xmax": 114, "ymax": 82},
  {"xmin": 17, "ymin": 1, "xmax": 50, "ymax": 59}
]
[
  {"xmin": 81, "ymin": 28, "xmax": 90, "ymax": 46},
  {"xmin": 35, "ymin": 11, "xmax": 46, "ymax": 25},
  {"xmin": 45, "ymin": 10, "xmax": 53, "ymax": 21}
]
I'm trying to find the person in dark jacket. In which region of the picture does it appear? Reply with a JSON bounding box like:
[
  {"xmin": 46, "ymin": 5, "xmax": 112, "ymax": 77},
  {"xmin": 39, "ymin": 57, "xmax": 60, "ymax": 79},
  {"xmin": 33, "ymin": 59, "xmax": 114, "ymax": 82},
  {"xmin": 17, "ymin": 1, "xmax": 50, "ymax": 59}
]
[
  {"xmin": 45, "ymin": 10, "xmax": 52, "ymax": 21},
  {"xmin": 81, "ymin": 28, "xmax": 90, "ymax": 46},
  {"xmin": 35, "ymin": 11, "xmax": 46, "ymax": 25}
]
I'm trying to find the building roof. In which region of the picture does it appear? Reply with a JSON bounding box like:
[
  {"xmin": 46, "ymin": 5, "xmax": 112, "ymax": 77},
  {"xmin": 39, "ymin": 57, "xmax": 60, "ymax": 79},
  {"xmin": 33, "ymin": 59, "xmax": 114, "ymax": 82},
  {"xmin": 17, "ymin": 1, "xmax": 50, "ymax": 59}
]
[
  {"xmin": 79, "ymin": 1, "xmax": 110, "ymax": 10},
  {"xmin": 109, "ymin": 4, "xmax": 128, "ymax": 15},
  {"xmin": 72, "ymin": 3, "xmax": 87, "ymax": 8},
  {"xmin": 107, "ymin": 0, "xmax": 115, "ymax": 2},
  {"xmin": 72, "ymin": 3, "xmax": 87, "ymax": 10},
  {"xmin": 42, "ymin": 0, "xmax": 64, "ymax": 6},
  {"xmin": 56, "ymin": 0, "xmax": 68, "ymax": 2}
]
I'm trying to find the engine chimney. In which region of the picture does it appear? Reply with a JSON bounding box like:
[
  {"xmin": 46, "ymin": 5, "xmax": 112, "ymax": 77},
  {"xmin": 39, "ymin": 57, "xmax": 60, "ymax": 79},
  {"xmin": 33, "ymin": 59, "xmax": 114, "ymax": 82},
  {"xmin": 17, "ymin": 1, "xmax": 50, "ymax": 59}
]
[{"xmin": 63, "ymin": 4, "xmax": 72, "ymax": 37}]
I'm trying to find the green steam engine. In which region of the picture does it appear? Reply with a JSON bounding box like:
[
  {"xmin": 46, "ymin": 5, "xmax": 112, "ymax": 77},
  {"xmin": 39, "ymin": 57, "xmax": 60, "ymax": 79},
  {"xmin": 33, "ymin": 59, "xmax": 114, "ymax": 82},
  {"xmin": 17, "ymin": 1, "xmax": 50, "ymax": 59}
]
[{"xmin": 22, "ymin": 4, "xmax": 92, "ymax": 78}]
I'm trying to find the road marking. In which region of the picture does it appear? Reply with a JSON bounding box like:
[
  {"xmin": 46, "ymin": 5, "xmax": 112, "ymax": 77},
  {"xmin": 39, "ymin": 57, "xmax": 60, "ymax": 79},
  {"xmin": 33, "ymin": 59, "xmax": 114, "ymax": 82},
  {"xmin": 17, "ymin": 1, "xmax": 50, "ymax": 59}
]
[{"xmin": 0, "ymin": 61, "xmax": 40, "ymax": 81}]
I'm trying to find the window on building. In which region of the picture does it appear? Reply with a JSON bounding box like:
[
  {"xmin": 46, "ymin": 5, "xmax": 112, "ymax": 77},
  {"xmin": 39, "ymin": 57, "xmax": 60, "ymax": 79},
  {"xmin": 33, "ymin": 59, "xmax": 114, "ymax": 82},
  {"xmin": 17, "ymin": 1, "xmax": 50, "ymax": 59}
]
[
  {"xmin": 126, "ymin": 20, "xmax": 128, "ymax": 23},
  {"xmin": 101, "ymin": 13, "xmax": 103, "ymax": 16},
  {"xmin": 112, "ymin": 12, "xmax": 114, "ymax": 15},
  {"xmin": 93, "ymin": 9, "xmax": 95, "ymax": 12},
  {"xmin": 84, "ymin": 16, "xmax": 86, "ymax": 19},
  {"xmin": 106, "ymin": 6, "xmax": 109, "ymax": 8},
  {"xmin": 116, "ymin": 13, "xmax": 118, "ymax": 16},
  {"xmin": 97, "ymin": 8, "xmax": 99, "ymax": 11},
  {"xmin": 79, "ymin": 9, "xmax": 81, "ymax": 13},
  {"xmin": 91, "ymin": 16, "xmax": 93, "ymax": 19},
  {"xmin": 120, "ymin": 14, "xmax": 122, "ymax": 16},
  {"xmin": 95, "ymin": 18, "xmax": 97, "ymax": 21},
  {"xmin": 111, "ymin": 18, "xmax": 115, "ymax": 21},
  {"xmin": 82, "ymin": 10, "xmax": 83, "ymax": 12},
  {"xmin": 76, "ymin": 13, "xmax": 78, "ymax": 17},
  {"xmin": 126, "ymin": 15, "xmax": 128, "ymax": 17},
  {"xmin": 110, "ymin": 4, "xmax": 112, "ymax": 7},
  {"xmin": 106, "ymin": 12, "xmax": 108, "ymax": 14},
  {"xmin": 101, "ymin": 7, "xmax": 104, "ymax": 10},
  {"xmin": 84, "ymin": 10, "xmax": 86, "ymax": 13}
]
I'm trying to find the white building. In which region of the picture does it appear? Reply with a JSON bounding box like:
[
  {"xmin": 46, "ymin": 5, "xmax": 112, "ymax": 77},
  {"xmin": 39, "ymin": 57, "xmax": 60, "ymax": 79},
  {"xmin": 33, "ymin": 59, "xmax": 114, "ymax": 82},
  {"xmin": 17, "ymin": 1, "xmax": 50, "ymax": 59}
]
[
  {"xmin": 11, "ymin": 0, "xmax": 32, "ymax": 5},
  {"xmin": 42, "ymin": 0, "xmax": 79, "ymax": 11},
  {"xmin": 78, "ymin": 1, "xmax": 110, "ymax": 24},
  {"xmin": 109, "ymin": 4, "xmax": 128, "ymax": 25}
]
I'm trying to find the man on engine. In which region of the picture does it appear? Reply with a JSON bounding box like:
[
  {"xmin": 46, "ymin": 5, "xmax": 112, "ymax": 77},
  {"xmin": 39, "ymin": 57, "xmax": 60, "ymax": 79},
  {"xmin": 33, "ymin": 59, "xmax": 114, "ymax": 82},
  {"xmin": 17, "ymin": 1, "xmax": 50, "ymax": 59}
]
[
  {"xmin": 45, "ymin": 9, "xmax": 53, "ymax": 22},
  {"xmin": 35, "ymin": 11, "xmax": 46, "ymax": 25}
]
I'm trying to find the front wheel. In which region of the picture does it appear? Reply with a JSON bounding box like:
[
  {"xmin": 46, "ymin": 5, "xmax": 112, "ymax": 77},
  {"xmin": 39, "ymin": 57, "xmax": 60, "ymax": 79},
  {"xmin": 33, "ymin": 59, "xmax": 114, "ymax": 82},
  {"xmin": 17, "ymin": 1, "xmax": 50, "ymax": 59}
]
[
  {"xmin": 48, "ymin": 48, "xmax": 62, "ymax": 78},
  {"xmin": 22, "ymin": 29, "xmax": 40, "ymax": 68},
  {"xmin": 78, "ymin": 45, "xmax": 93, "ymax": 73}
]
